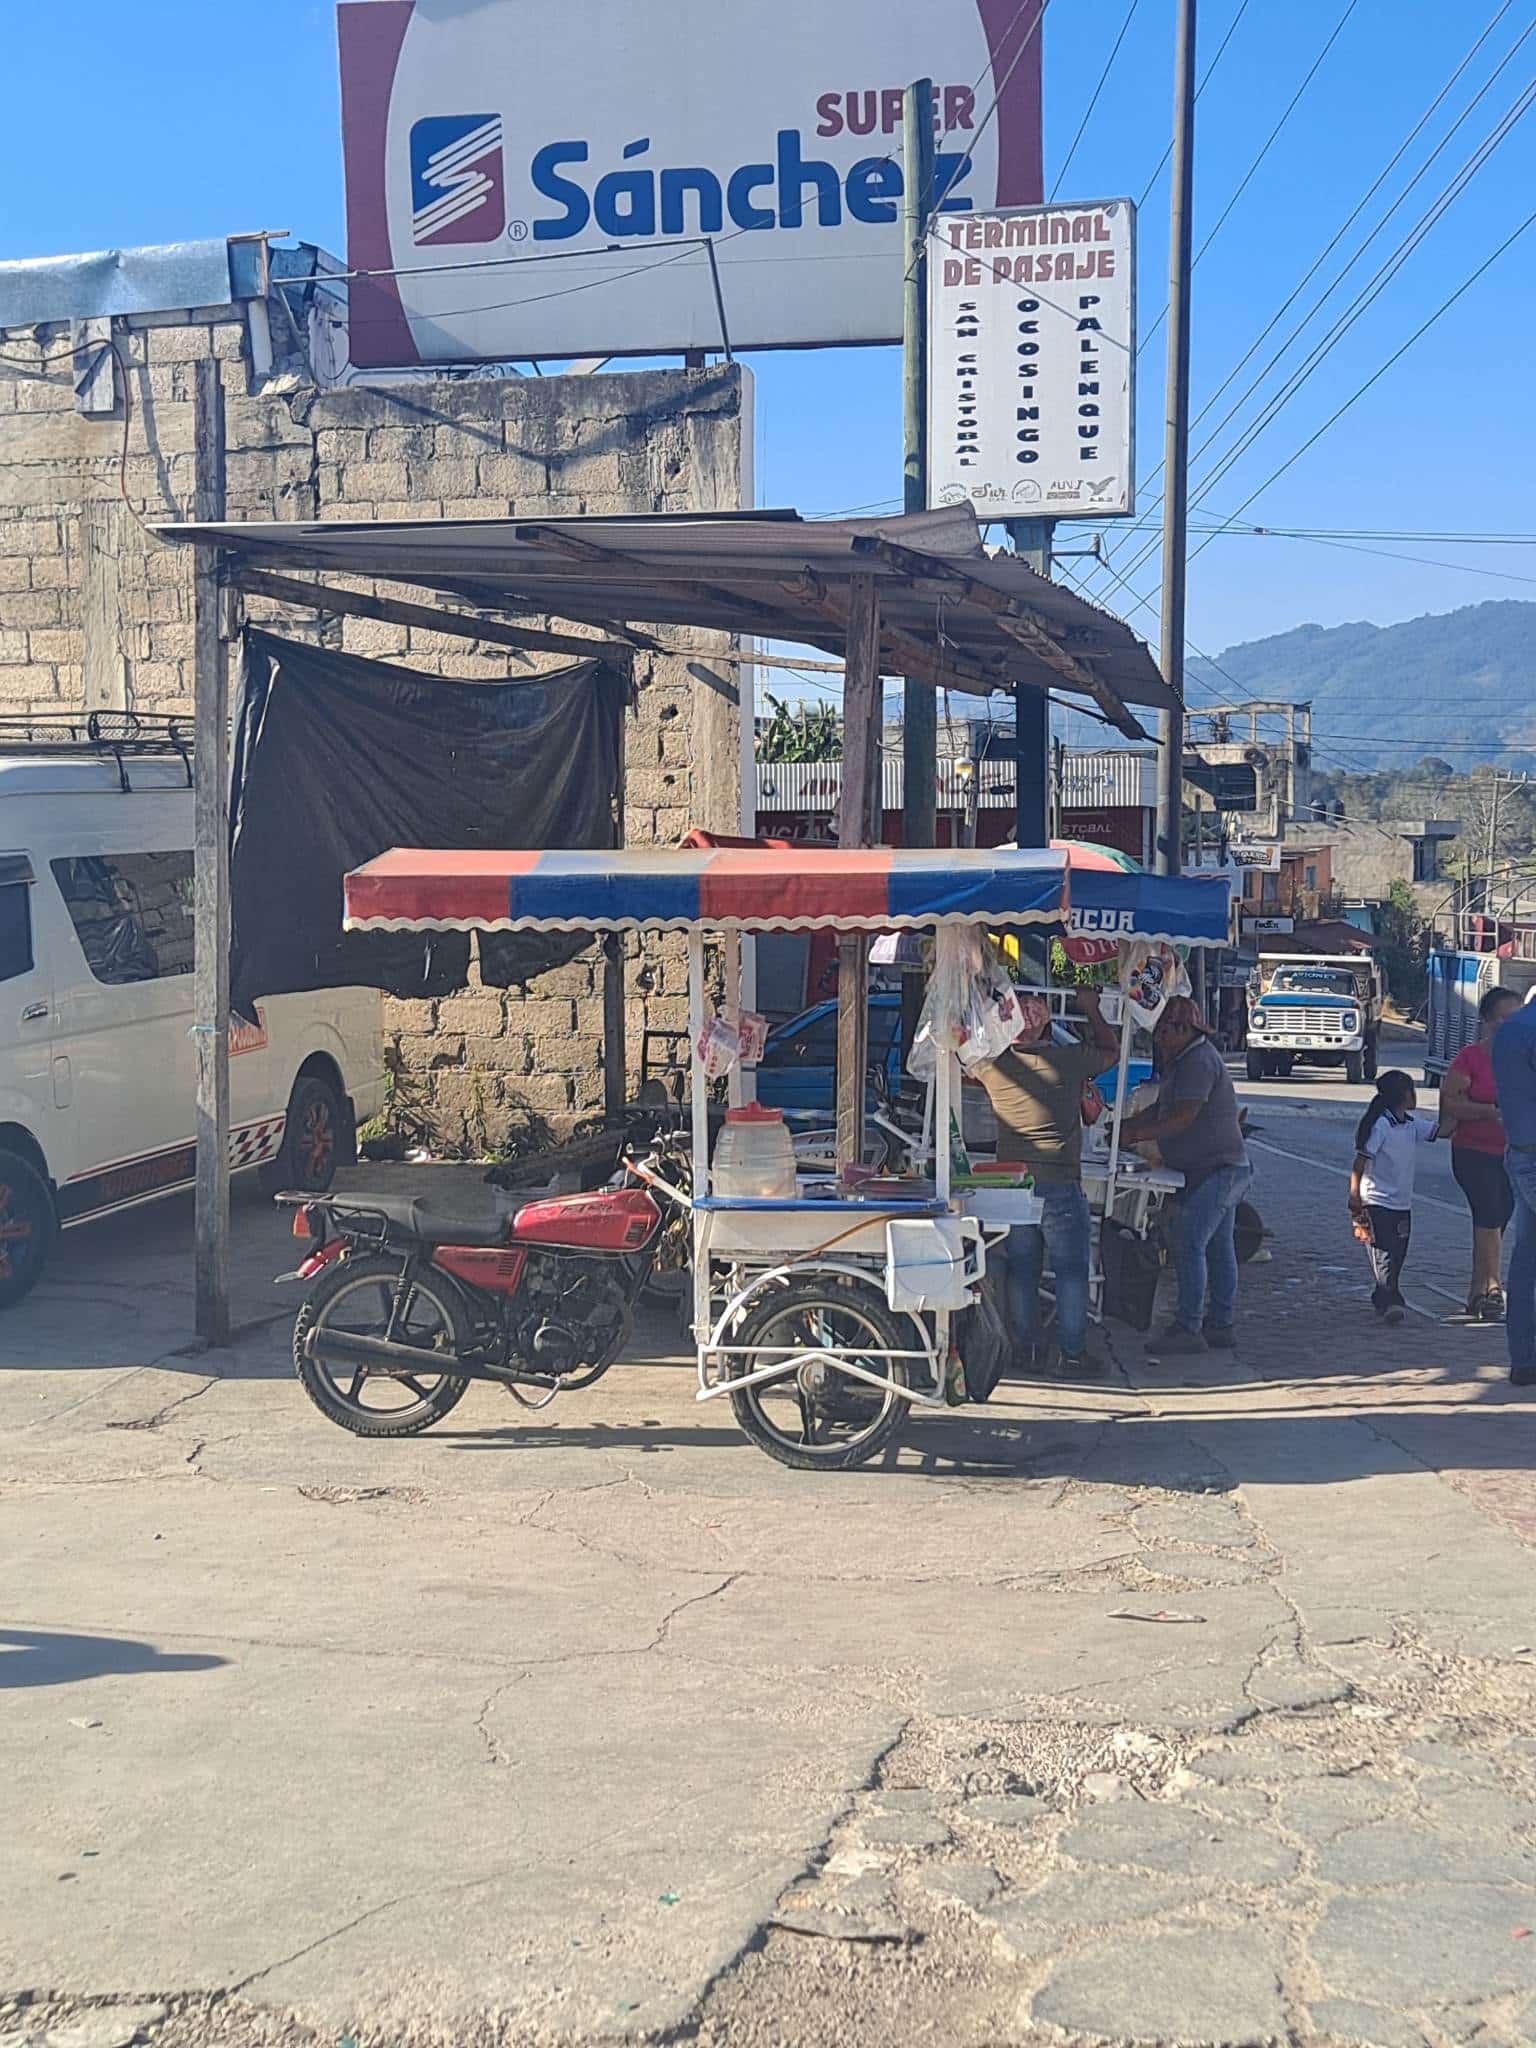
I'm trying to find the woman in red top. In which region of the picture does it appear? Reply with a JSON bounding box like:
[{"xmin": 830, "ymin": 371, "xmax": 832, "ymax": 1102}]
[{"xmin": 1442, "ymin": 984, "xmax": 1522, "ymax": 1320}]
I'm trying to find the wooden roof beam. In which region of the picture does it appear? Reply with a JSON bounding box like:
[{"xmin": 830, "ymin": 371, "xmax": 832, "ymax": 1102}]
[
  {"xmin": 850, "ymin": 535, "xmax": 1149, "ymax": 741},
  {"xmin": 783, "ymin": 565, "xmax": 1006, "ymax": 695},
  {"xmin": 230, "ymin": 568, "xmax": 638, "ymax": 665}
]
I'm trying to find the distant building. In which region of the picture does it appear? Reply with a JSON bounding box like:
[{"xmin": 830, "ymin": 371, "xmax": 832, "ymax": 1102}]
[{"xmin": 1185, "ymin": 702, "xmax": 1313, "ymax": 836}]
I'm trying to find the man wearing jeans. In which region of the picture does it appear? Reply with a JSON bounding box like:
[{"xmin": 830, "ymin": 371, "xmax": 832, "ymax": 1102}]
[
  {"xmin": 1119, "ymin": 996, "xmax": 1252, "ymax": 1359},
  {"xmin": 1490, "ymin": 993, "xmax": 1536, "ymax": 1386},
  {"xmin": 975, "ymin": 988, "xmax": 1118, "ymax": 1376}
]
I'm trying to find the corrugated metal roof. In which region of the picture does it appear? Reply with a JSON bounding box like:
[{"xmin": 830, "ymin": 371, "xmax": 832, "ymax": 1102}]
[
  {"xmin": 753, "ymin": 750, "xmax": 1157, "ymax": 814},
  {"xmin": 0, "ymin": 238, "xmax": 241, "ymax": 326},
  {"xmin": 152, "ymin": 505, "xmax": 1172, "ymax": 725}
]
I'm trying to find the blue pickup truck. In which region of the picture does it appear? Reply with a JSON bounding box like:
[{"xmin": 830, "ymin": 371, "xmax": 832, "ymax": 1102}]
[{"xmin": 755, "ymin": 992, "xmax": 1147, "ymax": 1117}]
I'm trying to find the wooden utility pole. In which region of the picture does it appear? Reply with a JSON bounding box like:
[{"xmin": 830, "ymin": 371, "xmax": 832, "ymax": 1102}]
[
  {"xmin": 901, "ymin": 79, "xmax": 938, "ymax": 1061},
  {"xmin": 1155, "ymin": 0, "xmax": 1198, "ymax": 877},
  {"xmin": 836, "ymin": 573, "xmax": 881, "ymax": 1170},
  {"xmin": 900, "ymin": 77, "xmax": 937, "ymax": 857},
  {"xmin": 192, "ymin": 359, "xmax": 232, "ymax": 1345}
]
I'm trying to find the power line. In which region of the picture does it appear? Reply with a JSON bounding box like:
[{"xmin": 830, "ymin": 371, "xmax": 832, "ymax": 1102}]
[
  {"xmin": 922, "ymin": 0, "xmax": 1057, "ymax": 257},
  {"xmin": 1187, "ymin": 203, "xmax": 1536, "ymax": 566},
  {"xmin": 1136, "ymin": 0, "xmax": 1255, "ymax": 208},
  {"xmin": 1080, "ymin": 69, "xmax": 1536, "ymax": 627},
  {"xmin": 1138, "ymin": 0, "xmax": 1365, "ymax": 358},
  {"xmin": 1108, "ymin": 3, "xmax": 1535, "ymax": 594},
  {"xmin": 1051, "ymin": 0, "xmax": 1144, "ymax": 200}
]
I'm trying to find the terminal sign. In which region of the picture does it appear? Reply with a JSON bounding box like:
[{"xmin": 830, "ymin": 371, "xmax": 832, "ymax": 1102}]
[{"xmin": 927, "ymin": 199, "xmax": 1135, "ymax": 520}]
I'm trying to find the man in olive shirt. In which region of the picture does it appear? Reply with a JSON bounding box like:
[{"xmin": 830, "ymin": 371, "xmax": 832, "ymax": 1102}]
[
  {"xmin": 976, "ymin": 987, "xmax": 1118, "ymax": 1373},
  {"xmin": 1119, "ymin": 996, "xmax": 1252, "ymax": 1358}
]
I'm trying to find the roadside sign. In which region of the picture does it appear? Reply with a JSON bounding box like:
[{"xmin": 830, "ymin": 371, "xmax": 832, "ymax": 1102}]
[
  {"xmin": 338, "ymin": 0, "xmax": 1044, "ymax": 367},
  {"xmin": 1243, "ymin": 916, "xmax": 1295, "ymax": 936},
  {"xmin": 927, "ymin": 198, "xmax": 1135, "ymax": 520}
]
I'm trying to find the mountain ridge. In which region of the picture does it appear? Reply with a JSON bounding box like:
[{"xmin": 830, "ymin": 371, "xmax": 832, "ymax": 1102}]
[{"xmin": 1186, "ymin": 598, "xmax": 1536, "ymax": 771}]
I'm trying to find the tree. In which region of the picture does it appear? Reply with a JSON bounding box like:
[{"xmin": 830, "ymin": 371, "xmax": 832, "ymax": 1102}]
[
  {"xmin": 759, "ymin": 693, "xmax": 842, "ymax": 763},
  {"xmin": 1376, "ymin": 879, "xmax": 1430, "ymax": 1012}
]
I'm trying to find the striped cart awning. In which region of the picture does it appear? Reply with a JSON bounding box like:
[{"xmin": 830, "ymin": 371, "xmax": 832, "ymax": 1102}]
[{"xmin": 343, "ymin": 845, "xmax": 1071, "ymax": 936}]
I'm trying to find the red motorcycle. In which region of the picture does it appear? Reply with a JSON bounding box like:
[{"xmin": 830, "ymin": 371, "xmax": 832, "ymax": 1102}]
[{"xmin": 283, "ymin": 1144, "xmax": 685, "ymax": 1437}]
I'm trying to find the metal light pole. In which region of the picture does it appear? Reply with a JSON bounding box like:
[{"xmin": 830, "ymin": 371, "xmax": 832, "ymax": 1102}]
[{"xmin": 1155, "ymin": 0, "xmax": 1197, "ymax": 877}]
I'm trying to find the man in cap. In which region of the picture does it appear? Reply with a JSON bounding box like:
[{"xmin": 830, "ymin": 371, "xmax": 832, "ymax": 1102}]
[
  {"xmin": 975, "ymin": 987, "xmax": 1118, "ymax": 1376},
  {"xmin": 1118, "ymin": 995, "xmax": 1252, "ymax": 1358}
]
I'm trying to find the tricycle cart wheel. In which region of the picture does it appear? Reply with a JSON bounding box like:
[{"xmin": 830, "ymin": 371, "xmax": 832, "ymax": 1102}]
[{"xmin": 726, "ymin": 1277, "xmax": 917, "ymax": 1472}]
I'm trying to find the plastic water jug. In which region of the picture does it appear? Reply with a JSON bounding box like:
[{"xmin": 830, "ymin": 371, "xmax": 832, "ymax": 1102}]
[{"xmin": 712, "ymin": 1104, "xmax": 797, "ymax": 1201}]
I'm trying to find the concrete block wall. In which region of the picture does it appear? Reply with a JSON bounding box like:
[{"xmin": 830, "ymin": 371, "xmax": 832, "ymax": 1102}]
[{"xmin": 0, "ymin": 314, "xmax": 747, "ymax": 1149}]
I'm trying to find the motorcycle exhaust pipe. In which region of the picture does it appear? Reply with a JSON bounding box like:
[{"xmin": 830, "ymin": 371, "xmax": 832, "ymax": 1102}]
[{"xmin": 304, "ymin": 1326, "xmax": 466, "ymax": 1377}]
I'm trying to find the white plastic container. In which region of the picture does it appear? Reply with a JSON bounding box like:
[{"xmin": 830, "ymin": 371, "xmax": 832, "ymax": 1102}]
[
  {"xmin": 884, "ymin": 1216, "xmax": 985, "ymax": 1311},
  {"xmin": 712, "ymin": 1104, "xmax": 797, "ymax": 1201}
]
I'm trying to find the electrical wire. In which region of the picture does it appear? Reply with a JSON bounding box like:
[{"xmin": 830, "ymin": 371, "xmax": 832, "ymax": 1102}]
[
  {"xmin": 1138, "ymin": 0, "xmax": 1365, "ymax": 359},
  {"xmin": 1051, "ymin": 0, "xmax": 1144, "ymax": 200},
  {"xmin": 920, "ymin": 0, "xmax": 1057, "ymax": 264},
  {"xmin": 1130, "ymin": 0, "xmax": 1523, "ymax": 516},
  {"xmin": 1079, "ymin": 78, "xmax": 1536, "ymax": 632},
  {"xmin": 1136, "ymin": 0, "xmax": 1255, "ymax": 208},
  {"xmin": 1186, "ymin": 203, "xmax": 1536, "ymax": 567}
]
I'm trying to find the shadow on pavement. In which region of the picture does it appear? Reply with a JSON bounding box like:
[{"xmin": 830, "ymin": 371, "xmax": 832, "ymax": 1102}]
[{"xmin": 0, "ymin": 1627, "xmax": 227, "ymax": 1690}]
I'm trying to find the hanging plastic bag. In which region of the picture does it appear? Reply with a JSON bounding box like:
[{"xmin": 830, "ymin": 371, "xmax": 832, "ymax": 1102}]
[
  {"xmin": 1119, "ymin": 940, "xmax": 1189, "ymax": 1031},
  {"xmin": 696, "ymin": 1004, "xmax": 770, "ymax": 1078},
  {"xmin": 909, "ymin": 929, "xmax": 1032, "ymax": 1078}
]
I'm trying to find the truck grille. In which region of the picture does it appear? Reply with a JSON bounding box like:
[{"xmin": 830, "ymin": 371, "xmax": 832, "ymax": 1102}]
[{"xmin": 1269, "ymin": 1008, "xmax": 1345, "ymax": 1034}]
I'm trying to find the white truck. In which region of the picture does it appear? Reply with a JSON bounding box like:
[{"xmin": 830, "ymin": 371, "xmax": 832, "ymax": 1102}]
[
  {"xmin": 0, "ymin": 720, "xmax": 385, "ymax": 1305},
  {"xmin": 1245, "ymin": 954, "xmax": 1385, "ymax": 1085}
]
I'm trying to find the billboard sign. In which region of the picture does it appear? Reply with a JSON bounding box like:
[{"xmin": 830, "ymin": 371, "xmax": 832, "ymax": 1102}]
[
  {"xmin": 338, "ymin": 0, "xmax": 1043, "ymax": 367},
  {"xmin": 927, "ymin": 198, "xmax": 1135, "ymax": 519}
]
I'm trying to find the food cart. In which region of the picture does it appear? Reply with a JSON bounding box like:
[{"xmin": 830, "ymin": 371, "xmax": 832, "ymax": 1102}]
[{"xmin": 343, "ymin": 841, "xmax": 1071, "ymax": 1470}]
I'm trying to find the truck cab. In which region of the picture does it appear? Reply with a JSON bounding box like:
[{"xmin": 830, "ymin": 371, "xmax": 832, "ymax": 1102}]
[{"xmin": 1246, "ymin": 955, "xmax": 1383, "ymax": 1085}]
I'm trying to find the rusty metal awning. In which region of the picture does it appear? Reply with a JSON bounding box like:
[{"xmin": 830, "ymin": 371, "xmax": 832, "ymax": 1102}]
[{"xmin": 152, "ymin": 504, "xmax": 1173, "ymax": 736}]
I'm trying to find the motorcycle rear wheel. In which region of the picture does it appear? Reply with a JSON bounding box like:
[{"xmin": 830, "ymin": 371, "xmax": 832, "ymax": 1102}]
[{"xmin": 295, "ymin": 1254, "xmax": 470, "ymax": 1437}]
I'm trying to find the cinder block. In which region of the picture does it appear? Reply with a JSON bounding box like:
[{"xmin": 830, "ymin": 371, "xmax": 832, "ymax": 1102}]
[
  {"xmin": 0, "ymin": 517, "xmax": 60, "ymax": 555},
  {"xmin": 27, "ymin": 627, "xmax": 82, "ymax": 663},
  {"xmin": 411, "ymin": 457, "xmax": 478, "ymax": 499},
  {"xmin": 435, "ymin": 991, "xmax": 507, "ymax": 1036},
  {"xmin": 28, "ymin": 552, "xmax": 74, "ymax": 591},
  {"xmin": 462, "ymin": 1033, "xmax": 533, "ymax": 1075},
  {"xmin": 342, "ymin": 461, "xmax": 409, "ymax": 501},
  {"xmin": 508, "ymin": 997, "xmax": 577, "ymax": 1037},
  {"xmin": 315, "ymin": 428, "xmax": 370, "ymax": 467},
  {"xmin": 149, "ymin": 323, "xmax": 219, "ymax": 364},
  {"xmin": 341, "ymin": 616, "xmax": 408, "ymax": 657},
  {"xmin": 0, "ymin": 560, "xmax": 30, "ymax": 592},
  {"xmin": 478, "ymin": 451, "xmax": 547, "ymax": 497},
  {"xmin": 0, "ymin": 628, "xmax": 32, "ymax": 662},
  {"xmin": 504, "ymin": 1072, "xmax": 573, "ymax": 1115},
  {"xmin": 3, "ymin": 590, "xmax": 62, "ymax": 626}
]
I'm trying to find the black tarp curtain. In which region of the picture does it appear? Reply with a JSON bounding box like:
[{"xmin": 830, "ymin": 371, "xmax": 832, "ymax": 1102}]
[{"xmin": 229, "ymin": 629, "xmax": 627, "ymax": 1020}]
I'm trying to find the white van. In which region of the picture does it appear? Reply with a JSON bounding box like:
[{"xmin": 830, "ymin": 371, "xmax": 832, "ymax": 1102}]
[{"xmin": 0, "ymin": 728, "xmax": 385, "ymax": 1306}]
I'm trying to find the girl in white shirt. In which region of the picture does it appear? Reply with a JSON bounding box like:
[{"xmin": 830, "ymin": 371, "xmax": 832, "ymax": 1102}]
[{"xmin": 1348, "ymin": 1070, "xmax": 1443, "ymax": 1325}]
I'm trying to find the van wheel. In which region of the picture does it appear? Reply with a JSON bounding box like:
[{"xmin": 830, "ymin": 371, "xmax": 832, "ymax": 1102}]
[
  {"xmin": 1345, "ymin": 1050, "xmax": 1365, "ymax": 1086},
  {"xmin": 0, "ymin": 1150, "xmax": 56, "ymax": 1308},
  {"xmin": 261, "ymin": 1073, "xmax": 353, "ymax": 1197},
  {"xmin": 1246, "ymin": 1052, "xmax": 1268, "ymax": 1082},
  {"xmin": 1363, "ymin": 1037, "xmax": 1379, "ymax": 1082}
]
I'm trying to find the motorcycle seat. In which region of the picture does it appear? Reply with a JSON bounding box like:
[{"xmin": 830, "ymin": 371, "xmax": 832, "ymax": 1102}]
[{"xmin": 326, "ymin": 1187, "xmax": 514, "ymax": 1247}]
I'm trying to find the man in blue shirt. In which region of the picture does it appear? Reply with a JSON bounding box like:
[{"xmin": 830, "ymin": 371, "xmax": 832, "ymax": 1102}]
[{"xmin": 1490, "ymin": 996, "xmax": 1536, "ymax": 1386}]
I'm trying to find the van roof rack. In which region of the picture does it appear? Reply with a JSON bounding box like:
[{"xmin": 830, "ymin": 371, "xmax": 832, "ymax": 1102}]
[{"xmin": 0, "ymin": 711, "xmax": 193, "ymax": 791}]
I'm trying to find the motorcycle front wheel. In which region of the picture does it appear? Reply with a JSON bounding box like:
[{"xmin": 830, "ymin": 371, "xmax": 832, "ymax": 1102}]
[
  {"xmin": 727, "ymin": 1278, "xmax": 916, "ymax": 1472},
  {"xmin": 294, "ymin": 1255, "xmax": 470, "ymax": 1437}
]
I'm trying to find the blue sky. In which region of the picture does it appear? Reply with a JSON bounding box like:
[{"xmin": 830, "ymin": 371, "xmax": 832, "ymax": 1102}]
[{"xmin": 2, "ymin": 0, "xmax": 1533, "ymax": 723}]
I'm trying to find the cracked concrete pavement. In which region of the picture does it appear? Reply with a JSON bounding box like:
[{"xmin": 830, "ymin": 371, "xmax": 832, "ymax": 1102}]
[{"xmin": 6, "ymin": 1069, "xmax": 1536, "ymax": 2048}]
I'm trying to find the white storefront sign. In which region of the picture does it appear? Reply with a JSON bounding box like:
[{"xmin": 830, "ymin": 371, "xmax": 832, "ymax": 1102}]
[
  {"xmin": 927, "ymin": 199, "xmax": 1135, "ymax": 519},
  {"xmin": 338, "ymin": 0, "xmax": 1043, "ymax": 367}
]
